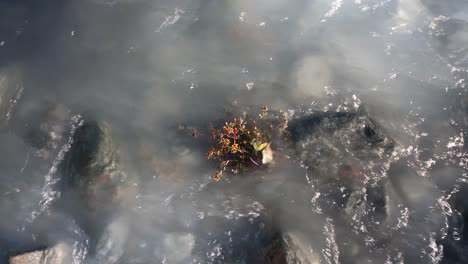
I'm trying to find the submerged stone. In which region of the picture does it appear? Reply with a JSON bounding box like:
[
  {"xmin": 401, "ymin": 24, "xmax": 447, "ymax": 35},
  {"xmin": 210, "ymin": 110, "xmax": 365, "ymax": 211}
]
[
  {"xmin": 64, "ymin": 120, "xmax": 135, "ymax": 213},
  {"xmin": 285, "ymin": 111, "xmax": 395, "ymax": 175},
  {"xmin": 283, "ymin": 111, "xmax": 396, "ymax": 244},
  {"xmin": 189, "ymin": 191, "xmax": 321, "ymax": 264},
  {"xmin": 61, "ymin": 120, "xmax": 136, "ymax": 263}
]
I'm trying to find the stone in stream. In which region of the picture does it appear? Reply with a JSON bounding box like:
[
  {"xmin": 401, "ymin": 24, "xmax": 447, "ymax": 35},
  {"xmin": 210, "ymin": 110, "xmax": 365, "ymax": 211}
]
[
  {"xmin": 284, "ymin": 111, "xmax": 393, "ymax": 219},
  {"xmin": 185, "ymin": 187, "xmax": 321, "ymax": 264},
  {"xmin": 280, "ymin": 111, "xmax": 399, "ymax": 260},
  {"xmin": 61, "ymin": 119, "xmax": 138, "ymax": 263},
  {"xmin": 165, "ymin": 110, "xmax": 398, "ymax": 263},
  {"xmin": 284, "ymin": 111, "xmax": 396, "ymax": 175},
  {"xmin": 282, "ymin": 109, "xmax": 468, "ymax": 262},
  {"xmin": 191, "ymin": 214, "xmax": 321, "ymax": 264},
  {"xmin": 284, "ymin": 111, "xmax": 395, "ymax": 201},
  {"xmin": 9, "ymin": 250, "xmax": 43, "ymax": 264},
  {"xmin": 64, "ymin": 120, "xmax": 136, "ymax": 215},
  {"xmin": 0, "ymin": 93, "xmax": 79, "ymax": 261},
  {"xmin": 9, "ymin": 243, "xmax": 73, "ymax": 264},
  {"xmin": 3, "ymin": 115, "xmax": 128, "ymax": 264}
]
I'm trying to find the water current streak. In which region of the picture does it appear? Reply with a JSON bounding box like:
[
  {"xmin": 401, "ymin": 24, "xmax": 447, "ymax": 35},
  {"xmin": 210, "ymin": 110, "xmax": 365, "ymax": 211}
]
[
  {"xmin": 26, "ymin": 115, "xmax": 84, "ymax": 225},
  {"xmin": 322, "ymin": 217, "xmax": 340, "ymax": 264}
]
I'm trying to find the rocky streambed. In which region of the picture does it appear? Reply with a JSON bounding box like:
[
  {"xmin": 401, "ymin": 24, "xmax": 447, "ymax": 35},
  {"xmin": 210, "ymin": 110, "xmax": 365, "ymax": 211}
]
[{"xmin": 3, "ymin": 77, "xmax": 467, "ymax": 263}]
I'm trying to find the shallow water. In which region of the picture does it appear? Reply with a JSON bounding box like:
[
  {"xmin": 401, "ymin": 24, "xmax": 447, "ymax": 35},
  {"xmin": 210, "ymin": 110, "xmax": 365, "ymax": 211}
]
[{"xmin": 0, "ymin": 0, "xmax": 467, "ymax": 263}]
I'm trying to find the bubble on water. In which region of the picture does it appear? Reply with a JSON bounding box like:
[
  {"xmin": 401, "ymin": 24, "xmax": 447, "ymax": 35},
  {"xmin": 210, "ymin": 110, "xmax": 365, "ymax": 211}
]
[{"xmin": 322, "ymin": 0, "xmax": 343, "ymax": 21}]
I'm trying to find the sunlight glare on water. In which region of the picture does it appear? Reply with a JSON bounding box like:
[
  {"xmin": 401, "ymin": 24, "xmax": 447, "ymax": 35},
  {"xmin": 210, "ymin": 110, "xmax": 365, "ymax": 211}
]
[{"xmin": 0, "ymin": 0, "xmax": 467, "ymax": 263}]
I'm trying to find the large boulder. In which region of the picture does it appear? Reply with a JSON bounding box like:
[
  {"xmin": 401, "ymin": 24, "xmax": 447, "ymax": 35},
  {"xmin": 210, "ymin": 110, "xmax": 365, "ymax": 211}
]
[
  {"xmin": 284, "ymin": 111, "xmax": 394, "ymax": 219},
  {"xmin": 64, "ymin": 120, "xmax": 136, "ymax": 215},
  {"xmin": 284, "ymin": 111, "xmax": 396, "ymax": 175},
  {"xmin": 282, "ymin": 111, "xmax": 398, "ymax": 258},
  {"xmin": 60, "ymin": 120, "xmax": 137, "ymax": 263}
]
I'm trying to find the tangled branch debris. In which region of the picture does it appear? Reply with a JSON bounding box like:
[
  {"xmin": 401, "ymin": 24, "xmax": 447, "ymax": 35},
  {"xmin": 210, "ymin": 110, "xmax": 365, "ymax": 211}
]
[{"xmin": 206, "ymin": 106, "xmax": 288, "ymax": 181}]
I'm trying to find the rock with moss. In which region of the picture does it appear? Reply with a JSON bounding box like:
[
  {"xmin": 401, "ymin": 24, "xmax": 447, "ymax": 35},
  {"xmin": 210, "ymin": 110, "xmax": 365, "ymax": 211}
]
[
  {"xmin": 64, "ymin": 120, "xmax": 136, "ymax": 214},
  {"xmin": 62, "ymin": 120, "xmax": 137, "ymax": 263}
]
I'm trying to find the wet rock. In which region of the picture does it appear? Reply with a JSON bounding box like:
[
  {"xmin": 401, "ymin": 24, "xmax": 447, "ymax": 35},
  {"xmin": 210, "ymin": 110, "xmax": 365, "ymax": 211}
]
[
  {"xmin": 283, "ymin": 111, "xmax": 395, "ymax": 240},
  {"xmin": 63, "ymin": 120, "xmax": 137, "ymax": 263},
  {"xmin": 9, "ymin": 250, "xmax": 43, "ymax": 264},
  {"xmin": 40, "ymin": 243, "xmax": 73, "ymax": 264},
  {"xmin": 284, "ymin": 111, "xmax": 395, "ymax": 179},
  {"xmin": 64, "ymin": 120, "xmax": 135, "ymax": 214},
  {"xmin": 9, "ymin": 243, "xmax": 72, "ymax": 264},
  {"xmin": 192, "ymin": 214, "xmax": 283, "ymax": 263},
  {"xmin": 190, "ymin": 191, "xmax": 321, "ymax": 264}
]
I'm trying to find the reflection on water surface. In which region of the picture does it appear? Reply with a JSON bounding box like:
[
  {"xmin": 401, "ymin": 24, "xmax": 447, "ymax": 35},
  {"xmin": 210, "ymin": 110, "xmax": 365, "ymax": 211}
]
[{"xmin": 0, "ymin": 0, "xmax": 467, "ymax": 263}]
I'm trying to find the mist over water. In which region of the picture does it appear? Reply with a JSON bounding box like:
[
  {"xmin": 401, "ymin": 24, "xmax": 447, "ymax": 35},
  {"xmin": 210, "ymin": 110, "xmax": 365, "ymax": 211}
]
[{"xmin": 0, "ymin": 0, "xmax": 467, "ymax": 263}]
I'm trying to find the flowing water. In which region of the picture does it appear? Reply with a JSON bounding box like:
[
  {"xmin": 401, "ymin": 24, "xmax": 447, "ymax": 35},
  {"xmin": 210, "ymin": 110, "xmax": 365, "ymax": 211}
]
[{"xmin": 0, "ymin": 0, "xmax": 467, "ymax": 263}]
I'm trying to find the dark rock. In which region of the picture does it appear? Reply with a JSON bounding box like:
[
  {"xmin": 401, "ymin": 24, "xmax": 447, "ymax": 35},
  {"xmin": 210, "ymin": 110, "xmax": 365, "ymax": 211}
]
[
  {"xmin": 284, "ymin": 111, "xmax": 395, "ymax": 179},
  {"xmin": 64, "ymin": 120, "xmax": 135, "ymax": 215},
  {"xmin": 62, "ymin": 120, "xmax": 136, "ymax": 263},
  {"xmin": 283, "ymin": 111, "xmax": 396, "ymax": 255},
  {"xmin": 192, "ymin": 214, "xmax": 283, "ymax": 264},
  {"xmin": 190, "ymin": 190, "xmax": 321, "ymax": 264}
]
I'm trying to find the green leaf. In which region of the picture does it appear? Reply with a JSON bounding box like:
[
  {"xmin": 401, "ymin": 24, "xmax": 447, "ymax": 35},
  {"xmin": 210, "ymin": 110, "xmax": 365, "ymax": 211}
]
[{"xmin": 255, "ymin": 142, "xmax": 269, "ymax": 152}]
